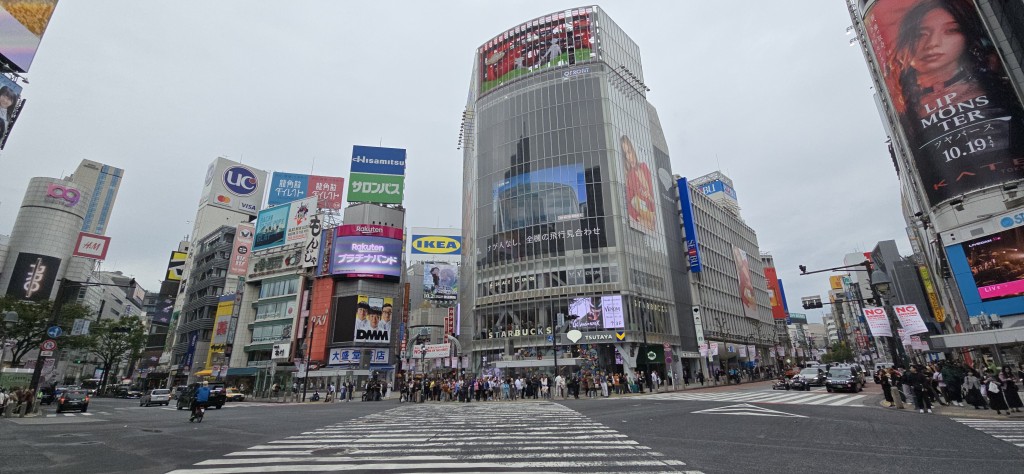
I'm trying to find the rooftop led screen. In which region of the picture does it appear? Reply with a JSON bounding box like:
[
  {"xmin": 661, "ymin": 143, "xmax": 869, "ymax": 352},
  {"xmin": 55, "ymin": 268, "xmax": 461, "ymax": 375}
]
[
  {"xmin": 0, "ymin": 0, "xmax": 58, "ymax": 73},
  {"xmin": 329, "ymin": 234, "xmax": 403, "ymax": 280}
]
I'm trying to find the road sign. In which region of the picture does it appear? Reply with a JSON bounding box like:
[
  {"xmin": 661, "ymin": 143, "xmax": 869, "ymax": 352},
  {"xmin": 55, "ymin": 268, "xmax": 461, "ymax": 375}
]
[
  {"xmin": 47, "ymin": 326, "xmax": 63, "ymax": 338},
  {"xmin": 40, "ymin": 350, "xmax": 54, "ymax": 357},
  {"xmin": 40, "ymin": 339, "xmax": 57, "ymax": 351},
  {"xmin": 647, "ymin": 351, "xmax": 657, "ymax": 361},
  {"xmin": 547, "ymin": 335, "xmax": 554, "ymax": 343},
  {"xmin": 666, "ymin": 356, "xmax": 673, "ymax": 364}
]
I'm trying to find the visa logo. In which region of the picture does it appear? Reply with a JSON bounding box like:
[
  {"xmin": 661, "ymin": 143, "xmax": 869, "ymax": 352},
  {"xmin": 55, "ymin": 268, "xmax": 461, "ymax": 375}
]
[{"xmin": 412, "ymin": 235, "xmax": 461, "ymax": 254}]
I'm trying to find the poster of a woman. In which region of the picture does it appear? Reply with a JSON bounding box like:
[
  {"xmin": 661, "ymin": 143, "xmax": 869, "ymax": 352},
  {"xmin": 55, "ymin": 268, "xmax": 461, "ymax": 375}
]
[
  {"xmin": 622, "ymin": 134, "xmax": 656, "ymax": 233},
  {"xmin": 865, "ymin": 0, "xmax": 1024, "ymax": 207}
]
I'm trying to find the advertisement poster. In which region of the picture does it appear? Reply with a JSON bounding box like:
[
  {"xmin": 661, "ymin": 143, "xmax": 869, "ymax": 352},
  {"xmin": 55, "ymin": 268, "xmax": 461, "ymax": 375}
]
[
  {"xmin": 764, "ymin": 267, "xmax": 786, "ymax": 320},
  {"xmin": 732, "ymin": 245, "xmax": 758, "ymax": 318},
  {"xmin": 301, "ymin": 214, "xmax": 321, "ymax": 269},
  {"xmin": 330, "ymin": 235, "xmax": 403, "ymax": 279},
  {"xmin": 893, "ymin": 304, "xmax": 929, "ymax": 335},
  {"xmin": 347, "ymin": 172, "xmax": 405, "ymax": 204},
  {"xmin": 269, "ymin": 172, "xmax": 345, "ymax": 209},
  {"xmin": 353, "ymin": 295, "xmax": 392, "ymax": 343},
  {"xmin": 568, "ymin": 295, "xmax": 623, "ymax": 329},
  {"xmin": 199, "ymin": 157, "xmax": 267, "ymax": 216},
  {"xmin": 677, "ymin": 177, "xmax": 703, "ymax": 273},
  {"xmin": 863, "ymin": 306, "xmax": 894, "ymax": 337},
  {"xmin": 423, "ymin": 262, "xmax": 459, "ymax": 302},
  {"xmin": 479, "ymin": 8, "xmax": 593, "ymax": 93},
  {"xmin": 284, "ymin": 198, "xmax": 316, "ymax": 245},
  {"xmin": 747, "ymin": 344, "xmax": 757, "ymax": 359},
  {"xmin": 622, "ymin": 135, "xmax": 656, "ymax": 234},
  {"xmin": 350, "ymin": 145, "xmax": 407, "ymax": 176},
  {"xmin": 211, "ymin": 295, "xmax": 234, "ymax": 345},
  {"xmin": 0, "ymin": 45, "xmax": 24, "ymax": 147},
  {"xmin": 5, "ymin": 252, "xmax": 59, "ymax": 301},
  {"xmin": 864, "ymin": 0, "xmax": 1024, "ymax": 207},
  {"xmin": 229, "ymin": 224, "xmax": 254, "ymax": 276},
  {"xmin": 963, "ymin": 226, "xmax": 1024, "ymax": 301},
  {"xmin": 253, "ymin": 204, "xmax": 289, "ymax": 251},
  {"xmin": 709, "ymin": 342, "xmax": 719, "ymax": 357},
  {"xmin": 166, "ymin": 251, "xmax": 187, "ymax": 281},
  {"xmin": 72, "ymin": 232, "xmax": 111, "ymax": 260},
  {"xmin": 0, "ymin": 0, "xmax": 58, "ymax": 73}
]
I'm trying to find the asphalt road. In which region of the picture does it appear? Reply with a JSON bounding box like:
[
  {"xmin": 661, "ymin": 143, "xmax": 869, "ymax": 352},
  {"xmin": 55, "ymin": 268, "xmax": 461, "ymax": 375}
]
[{"xmin": 4, "ymin": 382, "xmax": 1023, "ymax": 473}]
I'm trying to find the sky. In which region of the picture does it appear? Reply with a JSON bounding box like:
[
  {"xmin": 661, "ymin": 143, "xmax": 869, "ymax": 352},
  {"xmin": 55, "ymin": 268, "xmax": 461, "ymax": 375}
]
[{"xmin": 0, "ymin": 1, "xmax": 911, "ymax": 324}]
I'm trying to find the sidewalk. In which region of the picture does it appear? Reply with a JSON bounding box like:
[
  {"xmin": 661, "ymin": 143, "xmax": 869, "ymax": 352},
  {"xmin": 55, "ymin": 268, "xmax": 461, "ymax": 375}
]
[{"xmin": 933, "ymin": 403, "xmax": 1024, "ymax": 420}]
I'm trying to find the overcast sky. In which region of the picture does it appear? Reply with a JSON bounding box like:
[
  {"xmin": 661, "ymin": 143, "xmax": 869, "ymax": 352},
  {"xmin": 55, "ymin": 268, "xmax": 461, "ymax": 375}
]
[{"xmin": 0, "ymin": 1, "xmax": 910, "ymax": 324}]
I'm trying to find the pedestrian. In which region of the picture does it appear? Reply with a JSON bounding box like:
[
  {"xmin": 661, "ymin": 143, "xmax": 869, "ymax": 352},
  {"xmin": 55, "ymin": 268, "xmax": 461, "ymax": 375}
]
[
  {"xmin": 325, "ymin": 382, "xmax": 334, "ymax": 402},
  {"xmin": 909, "ymin": 366, "xmax": 933, "ymax": 414},
  {"xmin": 1000, "ymin": 366, "xmax": 1023, "ymax": 413},
  {"xmin": 888, "ymin": 369, "xmax": 905, "ymax": 409},
  {"xmin": 697, "ymin": 371, "xmax": 705, "ymax": 386},
  {"xmin": 941, "ymin": 362, "xmax": 965, "ymax": 407},
  {"xmin": 881, "ymin": 370, "xmax": 894, "ymax": 407},
  {"xmin": 0, "ymin": 388, "xmax": 8, "ymax": 417},
  {"xmin": 600, "ymin": 374, "xmax": 609, "ymax": 398},
  {"xmin": 962, "ymin": 369, "xmax": 987, "ymax": 409},
  {"xmin": 985, "ymin": 371, "xmax": 1010, "ymax": 415}
]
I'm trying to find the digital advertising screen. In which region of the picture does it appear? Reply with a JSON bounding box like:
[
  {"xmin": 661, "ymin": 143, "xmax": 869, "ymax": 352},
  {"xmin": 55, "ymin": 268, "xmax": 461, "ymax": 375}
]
[
  {"xmin": 352, "ymin": 295, "xmax": 392, "ymax": 343},
  {"xmin": 0, "ymin": 0, "xmax": 58, "ymax": 73},
  {"xmin": 423, "ymin": 262, "xmax": 459, "ymax": 303},
  {"xmin": 0, "ymin": 74, "xmax": 23, "ymax": 148},
  {"xmin": 478, "ymin": 8, "xmax": 594, "ymax": 93},
  {"xmin": 568, "ymin": 295, "xmax": 623, "ymax": 329},
  {"xmin": 5, "ymin": 252, "xmax": 60, "ymax": 301},
  {"xmin": 732, "ymin": 245, "xmax": 758, "ymax": 319},
  {"xmin": 962, "ymin": 226, "xmax": 1024, "ymax": 301},
  {"xmin": 253, "ymin": 204, "xmax": 289, "ymax": 251},
  {"xmin": 621, "ymin": 134, "xmax": 657, "ymax": 234},
  {"xmin": 863, "ymin": 0, "xmax": 1024, "ymax": 208},
  {"xmin": 329, "ymin": 235, "xmax": 403, "ymax": 279}
]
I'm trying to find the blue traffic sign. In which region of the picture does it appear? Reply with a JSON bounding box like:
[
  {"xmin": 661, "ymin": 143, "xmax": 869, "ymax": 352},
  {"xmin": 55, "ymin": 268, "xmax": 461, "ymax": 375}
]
[
  {"xmin": 547, "ymin": 335, "xmax": 554, "ymax": 343},
  {"xmin": 47, "ymin": 326, "xmax": 63, "ymax": 338}
]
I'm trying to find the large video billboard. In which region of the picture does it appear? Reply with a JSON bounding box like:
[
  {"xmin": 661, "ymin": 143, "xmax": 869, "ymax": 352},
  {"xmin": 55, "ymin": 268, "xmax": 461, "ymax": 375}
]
[
  {"xmin": 478, "ymin": 8, "xmax": 594, "ymax": 93},
  {"xmin": 5, "ymin": 252, "xmax": 59, "ymax": 301},
  {"xmin": 732, "ymin": 245, "xmax": 758, "ymax": 319},
  {"xmin": 864, "ymin": 0, "xmax": 1024, "ymax": 207},
  {"xmin": 329, "ymin": 224, "xmax": 403, "ymax": 279},
  {"xmin": 268, "ymin": 171, "xmax": 345, "ymax": 209},
  {"xmin": 198, "ymin": 157, "xmax": 268, "ymax": 216},
  {"xmin": 959, "ymin": 226, "xmax": 1024, "ymax": 301},
  {"xmin": 423, "ymin": 262, "xmax": 458, "ymax": 303},
  {"xmin": 0, "ymin": 74, "xmax": 23, "ymax": 149},
  {"xmin": 0, "ymin": 0, "xmax": 58, "ymax": 73},
  {"xmin": 353, "ymin": 295, "xmax": 392, "ymax": 343}
]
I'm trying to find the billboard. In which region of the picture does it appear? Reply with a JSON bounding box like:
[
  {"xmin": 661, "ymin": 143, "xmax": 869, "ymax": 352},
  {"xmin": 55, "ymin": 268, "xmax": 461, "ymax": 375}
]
[
  {"xmin": 5, "ymin": 252, "xmax": 59, "ymax": 301},
  {"xmin": 212, "ymin": 295, "xmax": 234, "ymax": 345},
  {"xmin": 696, "ymin": 179, "xmax": 738, "ymax": 201},
  {"xmin": 353, "ymin": 295, "xmax": 392, "ymax": 343},
  {"xmin": 423, "ymin": 262, "xmax": 458, "ymax": 302},
  {"xmin": 347, "ymin": 172, "xmax": 405, "ymax": 204},
  {"xmin": 72, "ymin": 232, "xmax": 111, "ymax": 260},
  {"xmin": 863, "ymin": 0, "xmax": 1024, "ymax": 208},
  {"xmin": 328, "ymin": 224, "xmax": 403, "ymax": 279},
  {"xmin": 252, "ymin": 197, "xmax": 316, "ymax": 252},
  {"xmin": 198, "ymin": 157, "xmax": 268, "ymax": 216},
  {"xmin": 478, "ymin": 8, "xmax": 594, "ymax": 93},
  {"xmin": 622, "ymin": 135, "xmax": 657, "ymax": 234},
  {"xmin": 228, "ymin": 223, "xmax": 254, "ymax": 276},
  {"xmin": 267, "ymin": 171, "xmax": 345, "ymax": 209},
  {"xmin": 411, "ymin": 234, "xmax": 462, "ymax": 256},
  {"xmin": 677, "ymin": 177, "xmax": 703, "ymax": 273},
  {"xmin": 958, "ymin": 226, "xmax": 1024, "ymax": 301},
  {"xmin": 165, "ymin": 251, "xmax": 187, "ymax": 281},
  {"xmin": 0, "ymin": 74, "xmax": 23, "ymax": 148},
  {"xmin": 350, "ymin": 145, "xmax": 407, "ymax": 176},
  {"xmin": 732, "ymin": 245, "xmax": 758, "ymax": 318},
  {"xmin": 764, "ymin": 267, "xmax": 786, "ymax": 320},
  {"xmin": 568, "ymin": 295, "xmax": 624, "ymax": 329},
  {"xmin": 0, "ymin": 0, "xmax": 58, "ymax": 73}
]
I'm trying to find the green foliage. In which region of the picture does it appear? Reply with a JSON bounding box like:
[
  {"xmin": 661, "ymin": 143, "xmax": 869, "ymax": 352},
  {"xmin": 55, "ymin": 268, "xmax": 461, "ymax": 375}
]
[
  {"xmin": 821, "ymin": 342, "xmax": 855, "ymax": 364},
  {"xmin": 85, "ymin": 317, "xmax": 147, "ymax": 389},
  {"xmin": 0, "ymin": 296, "xmax": 93, "ymax": 366}
]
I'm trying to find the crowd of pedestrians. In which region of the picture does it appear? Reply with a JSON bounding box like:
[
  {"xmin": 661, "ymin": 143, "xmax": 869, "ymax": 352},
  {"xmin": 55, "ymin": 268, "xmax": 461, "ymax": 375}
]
[
  {"xmin": 878, "ymin": 361, "xmax": 1024, "ymax": 415},
  {"xmin": 397, "ymin": 370, "xmax": 682, "ymax": 403}
]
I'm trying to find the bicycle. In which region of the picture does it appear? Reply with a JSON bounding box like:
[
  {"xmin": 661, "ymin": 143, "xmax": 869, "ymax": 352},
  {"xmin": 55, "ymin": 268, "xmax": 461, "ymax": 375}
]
[{"xmin": 189, "ymin": 402, "xmax": 206, "ymax": 423}]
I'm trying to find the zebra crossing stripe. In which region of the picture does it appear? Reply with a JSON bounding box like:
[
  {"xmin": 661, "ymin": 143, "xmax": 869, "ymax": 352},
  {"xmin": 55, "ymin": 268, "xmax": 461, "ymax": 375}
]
[
  {"xmin": 954, "ymin": 418, "xmax": 1024, "ymax": 447},
  {"xmin": 168, "ymin": 402, "xmax": 699, "ymax": 473}
]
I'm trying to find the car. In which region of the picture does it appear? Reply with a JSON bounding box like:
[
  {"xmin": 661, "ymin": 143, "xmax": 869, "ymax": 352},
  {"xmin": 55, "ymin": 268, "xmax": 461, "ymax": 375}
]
[
  {"xmin": 140, "ymin": 388, "xmax": 172, "ymax": 407},
  {"xmin": 116, "ymin": 385, "xmax": 144, "ymax": 399},
  {"xmin": 171, "ymin": 385, "xmax": 188, "ymax": 400},
  {"xmin": 826, "ymin": 367, "xmax": 864, "ymax": 393},
  {"xmin": 56, "ymin": 390, "xmax": 90, "ymax": 413},
  {"xmin": 797, "ymin": 367, "xmax": 827, "ymax": 387},
  {"xmin": 224, "ymin": 388, "xmax": 245, "ymax": 402},
  {"xmin": 176, "ymin": 382, "xmax": 226, "ymax": 410},
  {"xmin": 788, "ymin": 376, "xmax": 812, "ymax": 391}
]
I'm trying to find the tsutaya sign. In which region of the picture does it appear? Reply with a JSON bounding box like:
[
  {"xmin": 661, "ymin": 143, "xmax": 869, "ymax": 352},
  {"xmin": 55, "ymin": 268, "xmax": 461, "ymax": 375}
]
[{"xmin": 560, "ymin": 331, "xmax": 630, "ymax": 344}]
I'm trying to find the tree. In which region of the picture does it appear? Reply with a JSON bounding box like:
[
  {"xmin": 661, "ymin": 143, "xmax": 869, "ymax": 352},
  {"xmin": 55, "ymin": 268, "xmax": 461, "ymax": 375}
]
[
  {"xmin": 0, "ymin": 296, "xmax": 92, "ymax": 367},
  {"xmin": 821, "ymin": 342, "xmax": 855, "ymax": 364},
  {"xmin": 86, "ymin": 317, "xmax": 147, "ymax": 392}
]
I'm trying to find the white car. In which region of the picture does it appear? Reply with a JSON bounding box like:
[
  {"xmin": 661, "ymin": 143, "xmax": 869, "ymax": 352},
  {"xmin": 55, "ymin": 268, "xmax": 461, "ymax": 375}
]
[{"xmin": 141, "ymin": 388, "xmax": 171, "ymax": 407}]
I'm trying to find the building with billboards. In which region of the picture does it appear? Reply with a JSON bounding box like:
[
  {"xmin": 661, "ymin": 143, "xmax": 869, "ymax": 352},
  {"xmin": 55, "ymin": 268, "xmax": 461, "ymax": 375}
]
[
  {"xmin": 848, "ymin": 0, "xmax": 1024, "ymax": 363},
  {"xmin": 462, "ymin": 7, "xmax": 708, "ymax": 380},
  {"xmin": 403, "ymin": 227, "xmax": 463, "ymax": 374}
]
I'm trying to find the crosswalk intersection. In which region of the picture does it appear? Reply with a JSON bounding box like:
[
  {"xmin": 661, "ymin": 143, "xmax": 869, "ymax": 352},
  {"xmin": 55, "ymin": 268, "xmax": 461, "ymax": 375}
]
[
  {"xmin": 640, "ymin": 389, "xmax": 867, "ymax": 407},
  {"xmin": 166, "ymin": 402, "xmax": 703, "ymax": 473},
  {"xmin": 954, "ymin": 418, "xmax": 1024, "ymax": 448}
]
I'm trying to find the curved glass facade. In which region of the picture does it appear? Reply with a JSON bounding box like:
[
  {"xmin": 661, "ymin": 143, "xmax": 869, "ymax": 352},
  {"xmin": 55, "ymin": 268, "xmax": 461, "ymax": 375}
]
[{"xmin": 463, "ymin": 7, "xmax": 683, "ymax": 377}]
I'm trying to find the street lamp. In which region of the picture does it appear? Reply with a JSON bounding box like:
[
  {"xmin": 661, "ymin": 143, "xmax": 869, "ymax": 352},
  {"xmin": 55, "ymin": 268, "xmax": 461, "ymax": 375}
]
[
  {"xmin": 870, "ymin": 269, "xmax": 909, "ymax": 368},
  {"xmin": 552, "ymin": 313, "xmax": 578, "ymax": 379}
]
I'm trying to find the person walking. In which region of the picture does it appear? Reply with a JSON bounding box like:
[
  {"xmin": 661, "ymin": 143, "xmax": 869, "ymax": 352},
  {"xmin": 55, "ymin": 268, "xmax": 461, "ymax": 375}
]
[
  {"xmin": 881, "ymin": 369, "xmax": 894, "ymax": 407},
  {"xmin": 909, "ymin": 366, "xmax": 933, "ymax": 414},
  {"xmin": 985, "ymin": 371, "xmax": 1010, "ymax": 415},
  {"xmin": 888, "ymin": 369, "xmax": 905, "ymax": 409},
  {"xmin": 941, "ymin": 362, "xmax": 965, "ymax": 407},
  {"xmin": 697, "ymin": 371, "xmax": 705, "ymax": 386},
  {"xmin": 1000, "ymin": 366, "xmax": 1023, "ymax": 413},
  {"xmin": 963, "ymin": 369, "xmax": 987, "ymax": 410}
]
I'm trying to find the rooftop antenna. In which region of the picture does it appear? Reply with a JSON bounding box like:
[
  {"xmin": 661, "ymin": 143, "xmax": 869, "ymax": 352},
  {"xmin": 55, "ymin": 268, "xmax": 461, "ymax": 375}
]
[{"xmin": 311, "ymin": 157, "xmax": 315, "ymax": 175}]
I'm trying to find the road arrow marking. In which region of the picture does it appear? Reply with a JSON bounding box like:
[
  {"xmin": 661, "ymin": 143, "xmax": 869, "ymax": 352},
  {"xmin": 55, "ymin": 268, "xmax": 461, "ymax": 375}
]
[{"xmin": 692, "ymin": 403, "xmax": 806, "ymax": 418}]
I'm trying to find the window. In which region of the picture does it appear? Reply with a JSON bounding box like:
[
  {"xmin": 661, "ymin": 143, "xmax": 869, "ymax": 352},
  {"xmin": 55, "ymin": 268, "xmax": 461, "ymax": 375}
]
[{"xmin": 258, "ymin": 278, "xmax": 299, "ymax": 299}]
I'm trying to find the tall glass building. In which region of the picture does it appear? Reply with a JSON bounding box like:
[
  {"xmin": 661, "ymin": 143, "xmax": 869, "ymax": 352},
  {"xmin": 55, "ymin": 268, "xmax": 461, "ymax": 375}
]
[{"xmin": 461, "ymin": 7, "xmax": 698, "ymax": 379}]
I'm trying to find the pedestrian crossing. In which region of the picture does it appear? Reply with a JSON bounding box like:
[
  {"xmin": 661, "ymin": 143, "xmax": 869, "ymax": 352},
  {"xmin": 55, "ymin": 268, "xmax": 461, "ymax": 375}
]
[
  {"xmin": 166, "ymin": 402, "xmax": 703, "ymax": 473},
  {"xmin": 640, "ymin": 390, "xmax": 867, "ymax": 407},
  {"xmin": 156, "ymin": 402, "xmax": 281, "ymax": 411},
  {"xmin": 954, "ymin": 418, "xmax": 1024, "ymax": 448}
]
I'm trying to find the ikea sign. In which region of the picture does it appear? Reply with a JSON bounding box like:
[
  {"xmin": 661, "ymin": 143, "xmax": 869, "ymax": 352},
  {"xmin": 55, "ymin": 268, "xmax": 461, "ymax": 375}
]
[{"xmin": 411, "ymin": 235, "xmax": 462, "ymax": 255}]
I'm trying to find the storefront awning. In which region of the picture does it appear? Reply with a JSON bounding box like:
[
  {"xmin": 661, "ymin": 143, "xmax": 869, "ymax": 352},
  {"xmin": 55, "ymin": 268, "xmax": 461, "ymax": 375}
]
[
  {"xmin": 226, "ymin": 367, "xmax": 260, "ymax": 376},
  {"xmin": 194, "ymin": 369, "xmax": 213, "ymax": 376}
]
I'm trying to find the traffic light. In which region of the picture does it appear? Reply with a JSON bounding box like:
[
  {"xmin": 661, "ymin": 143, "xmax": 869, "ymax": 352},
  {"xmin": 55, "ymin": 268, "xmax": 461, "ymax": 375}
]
[
  {"xmin": 801, "ymin": 296, "xmax": 823, "ymax": 310},
  {"xmin": 799, "ymin": 265, "xmax": 808, "ymax": 274}
]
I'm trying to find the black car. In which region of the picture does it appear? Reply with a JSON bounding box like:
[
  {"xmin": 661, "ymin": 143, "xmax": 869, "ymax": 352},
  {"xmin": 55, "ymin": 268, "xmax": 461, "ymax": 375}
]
[
  {"xmin": 175, "ymin": 382, "xmax": 226, "ymax": 410},
  {"xmin": 56, "ymin": 390, "xmax": 90, "ymax": 413},
  {"xmin": 797, "ymin": 368, "xmax": 827, "ymax": 387},
  {"xmin": 826, "ymin": 368, "xmax": 863, "ymax": 393},
  {"xmin": 788, "ymin": 376, "xmax": 812, "ymax": 391}
]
